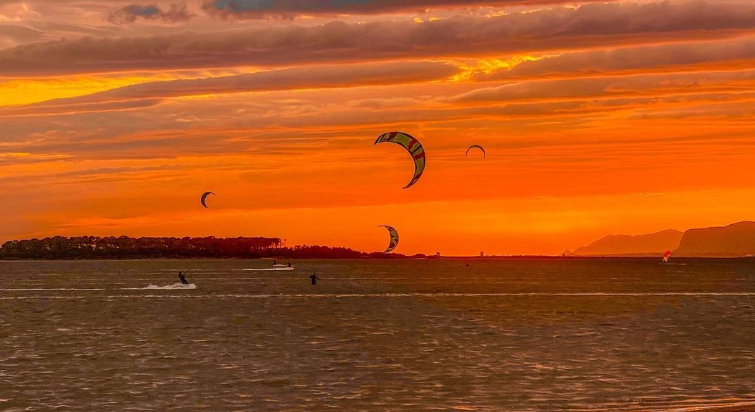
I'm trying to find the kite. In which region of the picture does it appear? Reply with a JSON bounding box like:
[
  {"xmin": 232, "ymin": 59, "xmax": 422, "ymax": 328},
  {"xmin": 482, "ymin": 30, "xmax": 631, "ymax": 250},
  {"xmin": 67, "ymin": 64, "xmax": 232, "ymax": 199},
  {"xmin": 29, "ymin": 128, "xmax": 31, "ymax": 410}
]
[
  {"xmin": 200, "ymin": 191, "xmax": 216, "ymax": 208},
  {"xmin": 375, "ymin": 132, "xmax": 426, "ymax": 189},
  {"xmin": 466, "ymin": 145, "xmax": 486, "ymax": 158},
  {"xmin": 379, "ymin": 225, "xmax": 399, "ymax": 253}
]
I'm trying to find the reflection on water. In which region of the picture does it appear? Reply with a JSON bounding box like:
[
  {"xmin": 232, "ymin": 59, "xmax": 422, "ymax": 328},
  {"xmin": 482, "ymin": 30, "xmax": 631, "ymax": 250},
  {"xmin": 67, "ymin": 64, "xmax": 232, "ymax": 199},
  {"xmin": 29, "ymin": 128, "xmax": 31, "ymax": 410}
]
[{"xmin": 1, "ymin": 258, "xmax": 754, "ymax": 411}]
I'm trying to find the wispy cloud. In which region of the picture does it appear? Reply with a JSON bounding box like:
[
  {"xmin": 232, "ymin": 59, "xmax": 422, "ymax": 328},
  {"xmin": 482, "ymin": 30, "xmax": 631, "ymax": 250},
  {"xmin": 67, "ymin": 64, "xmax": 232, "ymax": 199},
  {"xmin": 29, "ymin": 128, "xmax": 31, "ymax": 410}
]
[{"xmin": 449, "ymin": 69, "xmax": 755, "ymax": 104}]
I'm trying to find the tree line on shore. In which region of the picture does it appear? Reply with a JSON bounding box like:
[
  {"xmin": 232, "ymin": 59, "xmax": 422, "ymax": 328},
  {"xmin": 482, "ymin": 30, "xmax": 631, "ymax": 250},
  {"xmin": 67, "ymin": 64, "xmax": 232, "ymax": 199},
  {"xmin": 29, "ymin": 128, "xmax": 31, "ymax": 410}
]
[{"xmin": 0, "ymin": 236, "xmax": 414, "ymax": 259}]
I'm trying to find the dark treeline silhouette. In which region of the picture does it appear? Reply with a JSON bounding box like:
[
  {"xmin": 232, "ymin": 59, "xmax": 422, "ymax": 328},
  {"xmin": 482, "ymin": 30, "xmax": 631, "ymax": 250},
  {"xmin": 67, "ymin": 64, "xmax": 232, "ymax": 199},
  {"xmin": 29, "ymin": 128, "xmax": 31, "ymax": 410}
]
[{"xmin": 0, "ymin": 236, "xmax": 412, "ymax": 260}]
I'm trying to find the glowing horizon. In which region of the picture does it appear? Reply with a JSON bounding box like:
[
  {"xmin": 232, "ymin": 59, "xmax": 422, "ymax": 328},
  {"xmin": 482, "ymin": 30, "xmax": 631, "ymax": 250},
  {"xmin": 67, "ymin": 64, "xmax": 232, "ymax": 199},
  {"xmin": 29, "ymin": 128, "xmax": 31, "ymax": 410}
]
[{"xmin": 2, "ymin": 0, "xmax": 755, "ymax": 256}]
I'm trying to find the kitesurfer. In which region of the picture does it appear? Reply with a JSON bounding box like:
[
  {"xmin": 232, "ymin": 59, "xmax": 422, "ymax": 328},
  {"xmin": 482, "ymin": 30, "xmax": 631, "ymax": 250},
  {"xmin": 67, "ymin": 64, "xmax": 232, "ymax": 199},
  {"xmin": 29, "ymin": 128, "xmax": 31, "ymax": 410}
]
[
  {"xmin": 178, "ymin": 272, "xmax": 189, "ymax": 285},
  {"xmin": 310, "ymin": 272, "xmax": 320, "ymax": 286},
  {"xmin": 288, "ymin": 261, "xmax": 292, "ymax": 267}
]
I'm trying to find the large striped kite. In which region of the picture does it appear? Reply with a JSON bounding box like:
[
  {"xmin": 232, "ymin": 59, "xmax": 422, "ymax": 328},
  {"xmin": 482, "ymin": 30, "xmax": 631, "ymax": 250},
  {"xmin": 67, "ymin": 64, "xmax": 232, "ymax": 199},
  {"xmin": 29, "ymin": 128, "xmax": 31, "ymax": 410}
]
[{"xmin": 374, "ymin": 132, "xmax": 426, "ymax": 189}]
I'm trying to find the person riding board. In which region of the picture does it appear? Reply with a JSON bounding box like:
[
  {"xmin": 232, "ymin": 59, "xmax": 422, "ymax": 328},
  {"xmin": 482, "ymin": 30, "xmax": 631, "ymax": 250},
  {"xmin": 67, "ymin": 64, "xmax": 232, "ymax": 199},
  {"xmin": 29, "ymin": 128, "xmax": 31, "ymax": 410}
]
[
  {"xmin": 178, "ymin": 272, "xmax": 189, "ymax": 285},
  {"xmin": 309, "ymin": 272, "xmax": 320, "ymax": 286}
]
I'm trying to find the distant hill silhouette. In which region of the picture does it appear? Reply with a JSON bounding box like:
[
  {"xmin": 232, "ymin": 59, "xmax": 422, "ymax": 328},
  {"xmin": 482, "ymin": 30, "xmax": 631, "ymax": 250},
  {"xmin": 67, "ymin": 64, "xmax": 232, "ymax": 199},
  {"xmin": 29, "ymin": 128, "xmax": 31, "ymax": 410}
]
[
  {"xmin": 571, "ymin": 229, "xmax": 683, "ymax": 257},
  {"xmin": 674, "ymin": 221, "xmax": 755, "ymax": 257}
]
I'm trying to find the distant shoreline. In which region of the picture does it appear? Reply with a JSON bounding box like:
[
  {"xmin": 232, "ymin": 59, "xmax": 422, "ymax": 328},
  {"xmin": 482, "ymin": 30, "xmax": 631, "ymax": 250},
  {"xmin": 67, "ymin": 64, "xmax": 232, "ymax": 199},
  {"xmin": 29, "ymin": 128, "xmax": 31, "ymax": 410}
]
[
  {"xmin": 3, "ymin": 236, "xmax": 754, "ymax": 260},
  {"xmin": 0, "ymin": 236, "xmax": 408, "ymax": 260}
]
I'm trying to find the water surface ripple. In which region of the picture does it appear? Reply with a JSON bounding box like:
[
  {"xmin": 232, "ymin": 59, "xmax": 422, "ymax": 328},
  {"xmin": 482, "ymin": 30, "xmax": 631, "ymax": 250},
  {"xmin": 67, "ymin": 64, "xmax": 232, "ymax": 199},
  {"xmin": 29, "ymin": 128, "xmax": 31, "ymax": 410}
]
[{"xmin": 1, "ymin": 259, "xmax": 754, "ymax": 411}]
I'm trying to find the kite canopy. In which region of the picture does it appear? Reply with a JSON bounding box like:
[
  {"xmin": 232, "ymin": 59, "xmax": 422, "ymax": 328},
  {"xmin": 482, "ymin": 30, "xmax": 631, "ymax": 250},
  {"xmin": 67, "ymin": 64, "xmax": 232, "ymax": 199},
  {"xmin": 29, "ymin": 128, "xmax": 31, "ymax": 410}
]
[
  {"xmin": 375, "ymin": 132, "xmax": 426, "ymax": 189},
  {"xmin": 662, "ymin": 250, "xmax": 671, "ymax": 263},
  {"xmin": 466, "ymin": 145, "xmax": 486, "ymax": 158},
  {"xmin": 379, "ymin": 225, "xmax": 399, "ymax": 253},
  {"xmin": 200, "ymin": 191, "xmax": 216, "ymax": 208}
]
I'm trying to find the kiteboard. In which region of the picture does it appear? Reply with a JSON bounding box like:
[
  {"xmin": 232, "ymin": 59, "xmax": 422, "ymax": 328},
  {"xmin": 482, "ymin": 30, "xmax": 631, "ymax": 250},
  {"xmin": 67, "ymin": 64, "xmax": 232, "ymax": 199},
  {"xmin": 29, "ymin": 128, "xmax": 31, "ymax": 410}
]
[{"xmin": 144, "ymin": 283, "xmax": 197, "ymax": 290}]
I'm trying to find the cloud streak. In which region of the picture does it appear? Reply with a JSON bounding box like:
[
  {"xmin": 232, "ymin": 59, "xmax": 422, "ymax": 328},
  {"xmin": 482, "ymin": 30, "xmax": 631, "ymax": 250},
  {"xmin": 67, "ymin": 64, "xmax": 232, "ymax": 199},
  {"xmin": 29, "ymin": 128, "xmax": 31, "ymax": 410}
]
[
  {"xmin": 488, "ymin": 36, "xmax": 755, "ymax": 80},
  {"xmin": 201, "ymin": 0, "xmax": 611, "ymax": 19},
  {"xmin": 451, "ymin": 69, "xmax": 755, "ymax": 104},
  {"xmin": 0, "ymin": 60, "xmax": 459, "ymax": 116}
]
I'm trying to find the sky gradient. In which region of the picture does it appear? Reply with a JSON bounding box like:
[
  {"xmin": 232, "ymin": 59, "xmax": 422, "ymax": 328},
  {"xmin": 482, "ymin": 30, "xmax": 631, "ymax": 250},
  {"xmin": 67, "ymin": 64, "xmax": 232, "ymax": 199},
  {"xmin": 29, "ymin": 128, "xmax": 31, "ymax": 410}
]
[{"xmin": 2, "ymin": 0, "xmax": 755, "ymax": 255}]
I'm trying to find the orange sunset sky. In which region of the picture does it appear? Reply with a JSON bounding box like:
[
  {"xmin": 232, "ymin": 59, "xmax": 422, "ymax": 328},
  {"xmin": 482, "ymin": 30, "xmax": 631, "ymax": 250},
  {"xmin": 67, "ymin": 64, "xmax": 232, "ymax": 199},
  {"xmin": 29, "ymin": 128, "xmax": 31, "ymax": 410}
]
[{"xmin": 2, "ymin": 0, "xmax": 755, "ymax": 255}]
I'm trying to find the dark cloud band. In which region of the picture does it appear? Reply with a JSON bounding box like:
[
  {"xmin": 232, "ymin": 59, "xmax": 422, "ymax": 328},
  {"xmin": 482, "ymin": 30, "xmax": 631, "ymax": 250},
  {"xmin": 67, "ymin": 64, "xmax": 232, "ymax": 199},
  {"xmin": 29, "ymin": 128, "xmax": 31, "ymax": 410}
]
[
  {"xmin": 108, "ymin": 3, "xmax": 194, "ymax": 25},
  {"xmin": 202, "ymin": 0, "xmax": 609, "ymax": 19},
  {"xmin": 2, "ymin": 0, "xmax": 755, "ymax": 76}
]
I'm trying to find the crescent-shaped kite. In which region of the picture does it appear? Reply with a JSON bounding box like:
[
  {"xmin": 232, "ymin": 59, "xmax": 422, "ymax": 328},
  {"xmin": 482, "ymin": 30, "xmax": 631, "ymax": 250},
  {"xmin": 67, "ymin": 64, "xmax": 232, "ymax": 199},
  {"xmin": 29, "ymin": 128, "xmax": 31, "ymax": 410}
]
[
  {"xmin": 200, "ymin": 191, "xmax": 216, "ymax": 209},
  {"xmin": 466, "ymin": 145, "xmax": 486, "ymax": 158},
  {"xmin": 379, "ymin": 225, "xmax": 400, "ymax": 253},
  {"xmin": 374, "ymin": 132, "xmax": 426, "ymax": 189}
]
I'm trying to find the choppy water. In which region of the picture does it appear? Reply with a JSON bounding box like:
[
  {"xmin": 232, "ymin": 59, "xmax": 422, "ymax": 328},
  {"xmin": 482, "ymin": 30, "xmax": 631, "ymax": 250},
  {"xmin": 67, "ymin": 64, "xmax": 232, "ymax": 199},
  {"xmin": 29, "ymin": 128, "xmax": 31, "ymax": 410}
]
[{"xmin": 1, "ymin": 258, "xmax": 754, "ymax": 411}]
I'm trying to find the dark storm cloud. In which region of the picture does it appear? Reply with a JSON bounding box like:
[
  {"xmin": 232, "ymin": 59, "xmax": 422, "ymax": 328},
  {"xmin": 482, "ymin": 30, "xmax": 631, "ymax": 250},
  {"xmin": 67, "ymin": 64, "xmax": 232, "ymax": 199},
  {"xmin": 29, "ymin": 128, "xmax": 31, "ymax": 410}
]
[{"xmin": 108, "ymin": 3, "xmax": 194, "ymax": 24}]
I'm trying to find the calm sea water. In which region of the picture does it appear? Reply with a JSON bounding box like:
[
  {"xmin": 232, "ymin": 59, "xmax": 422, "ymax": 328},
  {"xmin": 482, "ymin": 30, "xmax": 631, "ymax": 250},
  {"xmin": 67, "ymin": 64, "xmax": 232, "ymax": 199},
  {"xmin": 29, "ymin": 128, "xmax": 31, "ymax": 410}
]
[{"xmin": 1, "ymin": 258, "xmax": 754, "ymax": 411}]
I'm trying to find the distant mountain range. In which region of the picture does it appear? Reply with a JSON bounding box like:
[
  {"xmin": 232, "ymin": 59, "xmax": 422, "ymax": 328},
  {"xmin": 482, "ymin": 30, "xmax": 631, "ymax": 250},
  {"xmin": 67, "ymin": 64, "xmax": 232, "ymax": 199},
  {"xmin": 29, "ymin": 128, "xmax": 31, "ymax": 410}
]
[
  {"xmin": 569, "ymin": 221, "xmax": 755, "ymax": 258},
  {"xmin": 570, "ymin": 229, "xmax": 683, "ymax": 257}
]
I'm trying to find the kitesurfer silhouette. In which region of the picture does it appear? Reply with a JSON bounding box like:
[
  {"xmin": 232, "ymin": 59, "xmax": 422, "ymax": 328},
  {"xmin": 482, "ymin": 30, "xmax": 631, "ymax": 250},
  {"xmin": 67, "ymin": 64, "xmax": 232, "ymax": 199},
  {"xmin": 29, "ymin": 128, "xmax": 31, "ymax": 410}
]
[
  {"xmin": 288, "ymin": 261, "xmax": 292, "ymax": 267},
  {"xmin": 178, "ymin": 272, "xmax": 189, "ymax": 285},
  {"xmin": 310, "ymin": 273, "xmax": 320, "ymax": 286}
]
